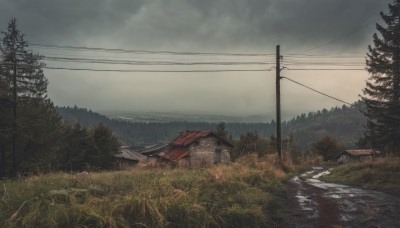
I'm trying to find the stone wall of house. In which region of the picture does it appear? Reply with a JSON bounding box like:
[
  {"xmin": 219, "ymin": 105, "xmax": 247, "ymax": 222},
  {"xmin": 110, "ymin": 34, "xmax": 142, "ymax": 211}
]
[{"xmin": 188, "ymin": 136, "xmax": 231, "ymax": 169}]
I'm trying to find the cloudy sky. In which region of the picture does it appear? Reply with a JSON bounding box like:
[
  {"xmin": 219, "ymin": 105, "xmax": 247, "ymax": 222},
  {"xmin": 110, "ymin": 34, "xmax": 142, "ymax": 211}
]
[{"xmin": 0, "ymin": 0, "xmax": 390, "ymax": 119}]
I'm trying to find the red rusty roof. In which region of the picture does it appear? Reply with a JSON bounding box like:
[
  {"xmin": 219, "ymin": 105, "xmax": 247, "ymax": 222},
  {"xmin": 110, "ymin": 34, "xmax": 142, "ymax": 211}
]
[
  {"xmin": 159, "ymin": 148, "xmax": 188, "ymax": 161},
  {"xmin": 171, "ymin": 130, "xmax": 213, "ymax": 146}
]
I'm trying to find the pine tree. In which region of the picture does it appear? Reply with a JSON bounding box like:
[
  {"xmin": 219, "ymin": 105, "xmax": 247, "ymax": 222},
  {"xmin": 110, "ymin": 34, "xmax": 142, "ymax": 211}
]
[
  {"xmin": 0, "ymin": 18, "xmax": 47, "ymax": 97},
  {"xmin": 363, "ymin": 1, "xmax": 400, "ymax": 155},
  {"xmin": 0, "ymin": 19, "xmax": 57, "ymax": 175},
  {"xmin": 89, "ymin": 123, "xmax": 120, "ymax": 170}
]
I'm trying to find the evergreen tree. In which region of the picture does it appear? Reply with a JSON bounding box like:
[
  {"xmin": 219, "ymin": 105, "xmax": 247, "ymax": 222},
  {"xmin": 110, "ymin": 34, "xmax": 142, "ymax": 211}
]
[
  {"xmin": 0, "ymin": 18, "xmax": 47, "ymax": 97},
  {"xmin": 16, "ymin": 98, "xmax": 62, "ymax": 172},
  {"xmin": 58, "ymin": 123, "xmax": 91, "ymax": 171},
  {"xmin": 89, "ymin": 123, "xmax": 120, "ymax": 170},
  {"xmin": 0, "ymin": 19, "xmax": 58, "ymax": 176},
  {"xmin": 57, "ymin": 123, "xmax": 120, "ymax": 171},
  {"xmin": 363, "ymin": 1, "xmax": 400, "ymax": 155}
]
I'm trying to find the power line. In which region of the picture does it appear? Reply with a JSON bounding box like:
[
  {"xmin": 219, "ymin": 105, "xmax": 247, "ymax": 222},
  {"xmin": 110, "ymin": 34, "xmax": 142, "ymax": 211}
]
[
  {"xmin": 302, "ymin": 17, "xmax": 378, "ymax": 53},
  {"xmin": 281, "ymin": 76, "xmax": 352, "ymax": 105},
  {"xmin": 39, "ymin": 51, "xmax": 271, "ymax": 62},
  {"xmin": 286, "ymin": 68, "xmax": 365, "ymax": 71},
  {"xmin": 285, "ymin": 52, "xmax": 364, "ymax": 57},
  {"xmin": 42, "ymin": 56, "xmax": 272, "ymax": 66},
  {"xmin": 44, "ymin": 66, "xmax": 270, "ymax": 73},
  {"xmin": 284, "ymin": 63, "xmax": 364, "ymax": 67},
  {"xmin": 30, "ymin": 43, "xmax": 274, "ymax": 57}
]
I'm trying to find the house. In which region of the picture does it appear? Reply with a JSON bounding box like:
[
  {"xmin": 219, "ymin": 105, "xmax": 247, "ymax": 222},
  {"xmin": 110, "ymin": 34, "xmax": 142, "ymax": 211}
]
[
  {"xmin": 336, "ymin": 149, "xmax": 381, "ymax": 163},
  {"xmin": 114, "ymin": 146, "xmax": 147, "ymax": 168},
  {"xmin": 159, "ymin": 130, "xmax": 232, "ymax": 168},
  {"xmin": 140, "ymin": 143, "xmax": 168, "ymax": 167}
]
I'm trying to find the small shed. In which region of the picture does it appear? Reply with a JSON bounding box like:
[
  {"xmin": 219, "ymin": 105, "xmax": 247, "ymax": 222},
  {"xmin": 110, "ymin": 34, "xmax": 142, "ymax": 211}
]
[
  {"xmin": 141, "ymin": 143, "xmax": 168, "ymax": 158},
  {"xmin": 336, "ymin": 149, "xmax": 381, "ymax": 163},
  {"xmin": 159, "ymin": 130, "xmax": 232, "ymax": 169},
  {"xmin": 140, "ymin": 143, "xmax": 168, "ymax": 167},
  {"xmin": 115, "ymin": 146, "xmax": 147, "ymax": 168}
]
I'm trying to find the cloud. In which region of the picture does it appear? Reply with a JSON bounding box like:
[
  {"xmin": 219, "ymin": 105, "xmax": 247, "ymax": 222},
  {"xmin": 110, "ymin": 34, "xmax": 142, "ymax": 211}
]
[
  {"xmin": 1, "ymin": 0, "xmax": 388, "ymax": 49},
  {"xmin": 0, "ymin": 0, "xmax": 390, "ymax": 117}
]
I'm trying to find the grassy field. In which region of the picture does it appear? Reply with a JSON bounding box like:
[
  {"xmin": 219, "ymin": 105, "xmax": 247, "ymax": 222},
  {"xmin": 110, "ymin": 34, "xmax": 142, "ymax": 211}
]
[
  {"xmin": 323, "ymin": 157, "xmax": 400, "ymax": 195},
  {"xmin": 0, "ymin": 155, "xmax": 288, "ymax": 227}
]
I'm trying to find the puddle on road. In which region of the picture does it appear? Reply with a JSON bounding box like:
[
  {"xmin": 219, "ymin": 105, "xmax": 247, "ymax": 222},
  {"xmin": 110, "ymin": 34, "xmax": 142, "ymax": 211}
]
[
  {"xmin": 290, "ymin": 176, "xmax": 319, "ymax": 219},
  {"xmin": 300, "ymin": 170, "xmax": 315, "ymax": 177},
  {"xmin": 312, "ymin": 169, "xmax": 332, "ymax": 179},
  {"xmin": 292, "ymin": 168, "xmax": 400, "ymax": 227}
]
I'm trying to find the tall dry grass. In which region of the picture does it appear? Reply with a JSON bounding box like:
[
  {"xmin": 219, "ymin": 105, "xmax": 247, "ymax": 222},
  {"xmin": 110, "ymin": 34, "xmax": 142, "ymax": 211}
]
[
  {"xmin": 323, "ymin": 157, "xmax": 400, "ymax": 194},
  {"xmin": 0, "ymin": 155, "xmax": 288, "ymax": 227}
]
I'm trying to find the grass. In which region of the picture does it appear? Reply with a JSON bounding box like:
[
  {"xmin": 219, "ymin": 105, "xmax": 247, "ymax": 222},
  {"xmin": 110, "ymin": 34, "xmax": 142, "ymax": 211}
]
[
  {"xmin": 0, "ymin": 154, "xmax": 288, "ymax": 227},
  {"xmin": 322, "ymin": 157, "xmax": 400, "ymax": 195}
]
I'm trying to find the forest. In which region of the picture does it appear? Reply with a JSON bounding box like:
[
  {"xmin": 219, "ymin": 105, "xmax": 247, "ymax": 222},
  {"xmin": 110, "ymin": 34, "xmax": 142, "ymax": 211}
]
[
  {"xmin": 57, "ymin": 102, "xmax": 366, "ymax": 151},
  {"xmin": 0, "ymin": 20, "xmax": 120, "ymax": 177}
]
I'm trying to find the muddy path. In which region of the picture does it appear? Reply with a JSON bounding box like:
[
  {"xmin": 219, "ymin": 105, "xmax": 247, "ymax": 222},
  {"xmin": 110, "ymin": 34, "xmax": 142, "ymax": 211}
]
[{"xmin": 284, "ymin": 167, "xmax": 400, "ymax": 228}]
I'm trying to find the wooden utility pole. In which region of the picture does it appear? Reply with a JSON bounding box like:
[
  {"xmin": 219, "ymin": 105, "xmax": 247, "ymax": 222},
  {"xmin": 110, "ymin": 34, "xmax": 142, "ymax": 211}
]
[{"xmin": 276, "ymin": 45, "xmax": 282, "ymax": 160}]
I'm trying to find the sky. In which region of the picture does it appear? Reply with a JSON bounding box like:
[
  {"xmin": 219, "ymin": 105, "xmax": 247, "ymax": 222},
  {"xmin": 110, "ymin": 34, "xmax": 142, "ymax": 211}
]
[{"xmin": 0, "ymin": 0, "xmax": 391, "ymax": 119}]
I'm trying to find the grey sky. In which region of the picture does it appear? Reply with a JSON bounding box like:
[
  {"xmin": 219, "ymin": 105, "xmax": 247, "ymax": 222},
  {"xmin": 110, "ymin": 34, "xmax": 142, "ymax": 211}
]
[{"xmin": 0, "ymin": 0, "xmax": 390, "ymax": 119}]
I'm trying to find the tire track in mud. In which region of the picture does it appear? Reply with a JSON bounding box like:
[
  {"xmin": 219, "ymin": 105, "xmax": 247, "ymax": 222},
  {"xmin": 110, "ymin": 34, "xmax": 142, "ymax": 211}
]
[
  {"xmin": 285, "ymin": 175, "xmax": 340, "ymax": 227},
  {"xmin": 301, "ymin": 180, "xmax": 340, "ymax": 227},
  {"xmin": 285, "ymin": 168, "xmax": 400, "ymax": 228}
]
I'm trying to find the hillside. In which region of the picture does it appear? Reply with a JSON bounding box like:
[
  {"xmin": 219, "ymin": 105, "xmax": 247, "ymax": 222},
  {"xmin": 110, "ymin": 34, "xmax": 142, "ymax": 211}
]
[
  {"xmin": 283, "ymin": 102, "xmax": 366, "ymax": 150},
  {"xmin": 0, "ymin": 159, "xmax": 287, "ymax": 227},
  {"xmin": 322, "ymin": 157, "xmax": 400, "ymax": 195},
  {"xmin": 56, "ymin": 102, "xmax": 366, "ymax": 151}
]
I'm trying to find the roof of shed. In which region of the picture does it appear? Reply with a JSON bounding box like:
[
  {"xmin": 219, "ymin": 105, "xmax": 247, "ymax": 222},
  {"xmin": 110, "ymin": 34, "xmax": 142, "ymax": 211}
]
[
  {"xmin": 140, "ymin": 143, "xmax": 168, "ymax": 155},
  {"xmin": 170, "ymin": 130, "xmax": 232, "ymax": 147},
  {"xmin": 159, "ymin": 148, "xmax": 188, "ymax": 161},
  {"xmin": 115, "ymin": 146, "xmax": 147, "ymax": 161},
  {"xmin": 341, "ymin": 149, "xmax": 381, "ymax": 157}
]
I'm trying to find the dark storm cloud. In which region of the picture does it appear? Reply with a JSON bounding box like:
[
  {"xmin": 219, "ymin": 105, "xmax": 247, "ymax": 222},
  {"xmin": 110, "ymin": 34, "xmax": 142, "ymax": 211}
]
[
  {"xmin": 0, "ymin": 0, "xmax": 392, "ymax": 116},
  {"xmin": 0, "ymin": 0, "xmax": 389, "ymax": 51},
  {"xmin": 0, "ymin": 0, "xmax": 146, "ymax": 43}
]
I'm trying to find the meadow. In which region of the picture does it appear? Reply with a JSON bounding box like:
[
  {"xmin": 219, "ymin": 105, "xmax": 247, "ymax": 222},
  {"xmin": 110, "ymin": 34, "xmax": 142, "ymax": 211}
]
[
  {"xmin": 323, "ymin": 157, "xmax": 400, "ymax": 195},
  {"xmin": 0, "ymin": 155, "xmax": 288, "ymax": 228}
]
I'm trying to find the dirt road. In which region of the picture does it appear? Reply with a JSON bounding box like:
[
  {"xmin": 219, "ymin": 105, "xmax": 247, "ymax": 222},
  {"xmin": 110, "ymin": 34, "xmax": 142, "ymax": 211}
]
[{"xmin": 285, "ymin": 167, "xmax": 400, "ymax": 227}]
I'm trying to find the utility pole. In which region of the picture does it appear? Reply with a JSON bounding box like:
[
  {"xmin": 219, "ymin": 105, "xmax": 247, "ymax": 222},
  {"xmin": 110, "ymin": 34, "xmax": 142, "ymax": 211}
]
[{"xmin": 276, "ymin": 45, "xmax": 282, "ymax": 160}]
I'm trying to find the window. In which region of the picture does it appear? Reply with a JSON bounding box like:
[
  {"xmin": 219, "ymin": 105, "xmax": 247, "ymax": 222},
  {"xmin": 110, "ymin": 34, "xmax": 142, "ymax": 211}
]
[{"xmin": 217, "ymin": 141, "xmax": 221, "ymax": 146}]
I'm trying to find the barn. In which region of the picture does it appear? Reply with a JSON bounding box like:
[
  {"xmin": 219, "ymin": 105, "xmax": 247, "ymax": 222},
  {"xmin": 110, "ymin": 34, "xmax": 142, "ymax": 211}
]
[
  {"xmin": 336, "ymin": 149, "xmax": 381, "ymax": 163},
  {"xmin": 114, "ymin": 146, "xmax": 147, "ymax": 168},
  {"xmin": 159, "ymin": 130, "xmax": 232, "ymax": 168}
]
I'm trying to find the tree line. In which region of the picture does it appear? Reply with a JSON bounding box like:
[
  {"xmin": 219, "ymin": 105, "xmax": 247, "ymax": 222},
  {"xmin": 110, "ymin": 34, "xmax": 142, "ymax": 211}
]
[
  {"xmin": 1, "ymin": 0, "xmax": 400, "ymax": 176},
  {"xmin": 57, "ymin": 102, "xmax": 366, "ymax": 151},
  {"xmin": 0, "ymin": 19, "xmax": 120, "ymax": 177}
]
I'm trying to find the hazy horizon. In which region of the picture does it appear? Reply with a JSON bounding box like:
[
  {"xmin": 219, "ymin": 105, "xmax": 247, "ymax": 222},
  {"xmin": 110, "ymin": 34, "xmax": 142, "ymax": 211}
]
[{"xmin": 61, "ymin": 103, "xmax": 355, "ymax": 123}]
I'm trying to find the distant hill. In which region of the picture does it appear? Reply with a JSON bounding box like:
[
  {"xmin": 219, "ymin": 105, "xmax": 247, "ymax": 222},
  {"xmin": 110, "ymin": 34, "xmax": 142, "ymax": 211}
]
[
  {"xmin": 283, "ymin": 102, "xmax": 366, "ymax": 150},
  {"xmin": 56, "ymin": 102, "xmax": 366, "ymax": 151}
]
